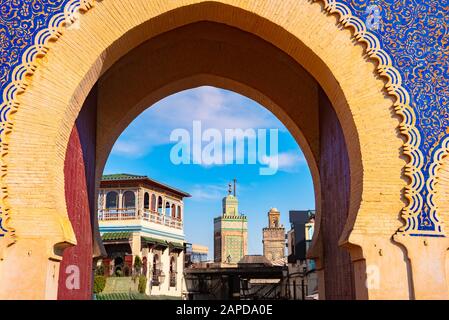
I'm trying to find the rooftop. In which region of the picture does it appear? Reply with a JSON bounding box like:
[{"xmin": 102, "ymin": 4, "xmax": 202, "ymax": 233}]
[
  {"xmin": 238, "ymin": 255, "xmax": 273, "ymax": 267},
  {"xmin": 289, "ymin": 210, "xmax": 315, "ymax": 224},
  {"xmin": 191, "ymin": 244, "xmax": 209, "ymax": 254},
  {"xmin": 101, "ymin": 173, "xmax": 191, "ymax": 198},
  {"xmin": 102, "ymin": 173, "xmax": 147, "ymax": 181}
]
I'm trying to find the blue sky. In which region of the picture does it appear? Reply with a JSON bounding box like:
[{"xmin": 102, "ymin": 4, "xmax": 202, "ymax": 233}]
[{"xmin": 104, "ymin": 86, "xmax": 314, "ymax": 258}]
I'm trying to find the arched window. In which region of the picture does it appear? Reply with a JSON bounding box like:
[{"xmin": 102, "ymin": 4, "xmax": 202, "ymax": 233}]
[
  {"xmin": 122, "ymin": 191, "xmax": 135, "ymax": 208},
  {"xmin": 169, "ymin": 256, "xmax": 176, "ymax": 287},
  {"xmin": 151, "ymin": 194, "xmax": 156, "ymax": 211},
  {"xmin": 171, "ymin": 204, "xmax": 176, "ymax": 218},
  {"xmin": 144, "ymin": 192, "xmax": 150, "ymax": 209},
  {"xmin": 157, "ymin": 196, "xmax": 163, "ymax": 214},
  {"xmin": 165, "ymin": 202, "xmax": 171, "ymax": 216},
  {"xmin": 106, "ymin": 191, "xmax": 118, "ymax": 209},
  {"xmin": 177, "ymin": 206, "xmax": 182, "ymax": 220},
  {"xmin": 114, "ymin": 256, "xmax": 124, "ymax": 276},
  {"xmin": 142, "ymin": 256, "xmax": 148, "ymax": 276},
  {"xmin": 152, "ymin": 254, "xmax": 160, "ymax": 285}
]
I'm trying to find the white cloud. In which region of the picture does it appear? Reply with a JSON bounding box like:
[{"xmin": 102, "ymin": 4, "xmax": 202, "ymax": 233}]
[
  {"xmin": 148, "ymin": 86, "xmax": 280, "ymax": 130},
  {"xmin": 111, "ymin": 140, "xmax": 147, "ymax": 157},
  {"xmin": 111, "ymin": 86, "xmax": 288, "ymax": 158},
  {"xmin": 261, "ymin": 150, "xmax": 306, "ymax": 173},
  {"xmin": 188, "ymin": 181, "xmax": 250, "ymax": 201},
  {"xmin": 189, "ymin": 184, "xmax": 228, "ymax": 201}
]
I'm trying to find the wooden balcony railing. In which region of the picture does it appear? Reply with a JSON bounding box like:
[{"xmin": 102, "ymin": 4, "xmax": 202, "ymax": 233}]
[
  {"xmin": 98, "ymin": 208, "xmax": 137, "ymax": 221},
  {"xmin": 142, "ymin": 209, "xmax": 183, "ymax": 229},
  {"xmin": 98, "ymin": 208, "xmax": 183, "ymax": 230}
]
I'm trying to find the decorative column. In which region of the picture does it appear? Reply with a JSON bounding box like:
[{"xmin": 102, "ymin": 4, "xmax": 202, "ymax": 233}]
[
  {"xmin": 118, "ymin": 190, "xmax": 123, "ymax": 210},
  {"xmin": 147, "ymin": 249, "xmax": 154, "ymax": 295},
  {"xmin": 138, "ymin": 189, "xmax": 143, "ymax": 218},
  {"xmin": 131, "ymin": 233, "xmax": 141, "ymax": 258}
]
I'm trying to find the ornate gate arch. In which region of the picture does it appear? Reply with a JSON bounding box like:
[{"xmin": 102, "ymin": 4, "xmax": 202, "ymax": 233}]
[{"xmin": 0, "ymin": 0, "xmax": 447, "ymax": 299}]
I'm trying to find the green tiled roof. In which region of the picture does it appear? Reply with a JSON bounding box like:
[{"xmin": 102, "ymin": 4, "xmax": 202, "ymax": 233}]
[
  {"xmin": 95, "ymin": 292, "xmax": 150, "ymax": 300},
  {"xmin": 101, "ymin": 173, "xmax": 191, "ymax": 197},
  {"xmin": 142, "ymin": 236, "xmax": 168, "ymax": 246},
  {"xmin": 102, "ymin": 232, "xmax": 132, "ymax": 241},
  {"xmin": 94, "ymin": 293, "xmax": 181, "ymax": 300},
  {"xmin": 102, "ymin": 173, "xmax": 147, "ymax": 181}
]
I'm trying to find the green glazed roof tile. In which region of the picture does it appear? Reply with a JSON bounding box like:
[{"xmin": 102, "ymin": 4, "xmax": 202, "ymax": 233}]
[
  {"xmin": 142, "ymin": 236, "xmax": 168, "ymax": 246},
  {"xmin": 102, "ymin": 173, "xmax": 147, "ymax": 181},
  {"xmin": 101, "ymin": 232, "xmax": 132, "ymax": 241},
  {"xmin": 169, "ymin": 242, "xmax": 185, "ymax": 250},
  {"xmin": 101, "ymin": 173, "xmax": 190, "ymax": 197}
]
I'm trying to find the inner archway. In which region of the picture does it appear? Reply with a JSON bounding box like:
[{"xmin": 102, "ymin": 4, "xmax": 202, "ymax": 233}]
[
  {"xmin": 1, "ymin": 0, "xmax": 408, "ymax": 300},
  {"xmin": 88, "ymin": 21, "xmax": 352, "ymax": 300}
]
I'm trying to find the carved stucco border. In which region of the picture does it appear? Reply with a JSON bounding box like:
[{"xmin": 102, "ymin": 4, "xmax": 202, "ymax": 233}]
[
  {"xmin": 0, "ymin": 0, "xmax": 97, "ymax": 245},
  {"xmin": 426, "ymin": 136, "xmax": 449, "ymax": 234},
  {"xmin": 0, "ymin": 0, "xmax": 428, "ymax": 247}
]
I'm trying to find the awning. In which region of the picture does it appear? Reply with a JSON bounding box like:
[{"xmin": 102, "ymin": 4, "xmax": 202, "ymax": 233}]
[
  {"xmin": 102, "ymin": 232, "xmax": 132, "ymax": 241},
  {"xmin": 169, "ymin": 242, "xmax": 185, "ymax": 250},
  {"xmin": 142, "ymin": 236, "xmax": 168, "ymax": 247}
]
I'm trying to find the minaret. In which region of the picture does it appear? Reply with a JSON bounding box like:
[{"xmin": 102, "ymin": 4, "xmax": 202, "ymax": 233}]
[
  {"xmin": 263, "ymin": 208, "xmax": 286, "ymax": 262},
  {"xmin": 214, "ymin": 179, "xmax": 248, "ymax": 264},
  {"xmin": 268, "ymin": 207, "xmax": 280, "ymax": 228},
  {"xmin": 222, "ymin": 182, "xmax": 238, "ymax": 216}
]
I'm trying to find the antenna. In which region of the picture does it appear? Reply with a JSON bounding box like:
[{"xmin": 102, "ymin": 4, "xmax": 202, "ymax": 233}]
[{"xmin": 233, "ymin": 178, "xmax": 237, "ymax": 197}]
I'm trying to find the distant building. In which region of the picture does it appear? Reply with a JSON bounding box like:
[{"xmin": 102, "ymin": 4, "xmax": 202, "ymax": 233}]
[
  {"xmin": 184, "ymin": 254, "xmax": 285, "ymax": 300},
  {"xmin": 214, "ymin": 180, "xmax": 248, "ymax": 264},
  {"xmin": 262, "ymin": 208, "xmax": 286, "ymax": 262},
  {"xmin": 287, "ymin": 210, "xmax": 315, "ymax": 261},
  {"xmin": 286, "ymin": 210, "xmax": 318, "ymax": 300},
  {"xmin": 185, "ymin": 243, "xmax": 209, "ymax": 267},
  {"xmin": 96, "ymin": 173, "xmax": 190, "ymax": 298}
]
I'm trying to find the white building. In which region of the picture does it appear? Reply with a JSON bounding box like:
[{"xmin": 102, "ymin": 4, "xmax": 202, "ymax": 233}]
[{"xmin": 97, "ymin": 174, "xmax": 190, "ymax": 297}]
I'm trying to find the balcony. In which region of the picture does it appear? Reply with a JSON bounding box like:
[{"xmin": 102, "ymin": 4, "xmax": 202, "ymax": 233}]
[
  {"xmin": 98, "ymin": 208, "xmax": 183, "ymax": 230},
  {"xmin": 98, "ymin": 208, "xmax": 137, "ymax": 221},
  {"xmin": 142, "ymin": 209, "xmax": 183, "ymax": 229}
]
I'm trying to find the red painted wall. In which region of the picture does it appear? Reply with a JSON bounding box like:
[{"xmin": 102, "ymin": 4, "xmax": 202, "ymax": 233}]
[
  {"xmin": 319, "ymin": 88, "xmax": 356, "ymax": 299},
  {"xmin": 58, "ymin": 86, "xmax": 97, "ymax": 299}
]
